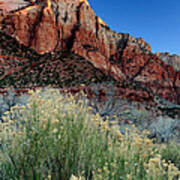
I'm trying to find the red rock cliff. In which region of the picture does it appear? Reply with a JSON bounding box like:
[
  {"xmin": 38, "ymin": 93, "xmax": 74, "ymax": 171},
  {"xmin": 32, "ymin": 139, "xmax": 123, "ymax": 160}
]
[{"xmin": 0, "ymin": 0, "xmax": 179, "ymax": 104}]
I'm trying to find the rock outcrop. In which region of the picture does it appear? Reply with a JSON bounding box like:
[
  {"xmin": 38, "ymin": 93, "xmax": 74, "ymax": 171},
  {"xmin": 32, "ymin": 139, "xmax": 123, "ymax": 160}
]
[
  {"xmin": 156, "ymin": 52, "xmax": 180, "ymax": 72},
  {"xmin": 0, "ymin": 0, "xmax": 179, "ymax": 106}
]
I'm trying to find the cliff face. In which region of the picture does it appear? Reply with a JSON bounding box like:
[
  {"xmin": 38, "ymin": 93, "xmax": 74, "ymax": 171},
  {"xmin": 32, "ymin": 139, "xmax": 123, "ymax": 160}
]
[
  {"xmin": 0, "ymin": 0, "xmax": 179, "ymax": 105},
  {"xmin": 156, "ymin": 52, "xmax": 180, "ymax": 72}
]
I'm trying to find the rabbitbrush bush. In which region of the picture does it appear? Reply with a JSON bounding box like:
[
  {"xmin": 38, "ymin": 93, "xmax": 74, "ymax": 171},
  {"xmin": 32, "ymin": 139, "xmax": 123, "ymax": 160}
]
[
  {"xmin": 0, "ymin": 86, "xmax": 179, "ymax": 180},
  {"xmin": 0, "ymin": 87, "xmax": 30, "ymax": 122}
]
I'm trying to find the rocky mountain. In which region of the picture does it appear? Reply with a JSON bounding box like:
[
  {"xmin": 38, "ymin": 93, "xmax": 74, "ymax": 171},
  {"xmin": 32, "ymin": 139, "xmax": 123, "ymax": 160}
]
[
  {"xmin": 156, "ymin": 52, "xmax": 180, "ymax": 72},
  {"xmin": 0, "ymin": 0, "xmax": 179, "ymax": 109}
]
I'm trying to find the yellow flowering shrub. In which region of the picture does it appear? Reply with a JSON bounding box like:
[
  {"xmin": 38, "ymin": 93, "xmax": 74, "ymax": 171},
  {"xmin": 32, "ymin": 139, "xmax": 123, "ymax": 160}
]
[{"xmin": 0, "ymin": 86, "xmax": 179, "ymax": 180}]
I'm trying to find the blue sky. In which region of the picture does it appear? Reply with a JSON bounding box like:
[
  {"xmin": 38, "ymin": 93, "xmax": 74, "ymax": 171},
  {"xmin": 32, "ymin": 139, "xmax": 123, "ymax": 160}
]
[{"xmin": 89, "ymin": 0, "xmax": 180, "ymax": 55}]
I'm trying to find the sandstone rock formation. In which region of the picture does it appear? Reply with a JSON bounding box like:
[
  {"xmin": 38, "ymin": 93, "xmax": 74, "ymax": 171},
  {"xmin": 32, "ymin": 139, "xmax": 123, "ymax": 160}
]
[
  {"xmin": 0, "ymin": 0, "xmax": 179, "ymax": 107},
  {"xmin": 156, "ymin": 52, "xmax": 180, "ymax": 72}
]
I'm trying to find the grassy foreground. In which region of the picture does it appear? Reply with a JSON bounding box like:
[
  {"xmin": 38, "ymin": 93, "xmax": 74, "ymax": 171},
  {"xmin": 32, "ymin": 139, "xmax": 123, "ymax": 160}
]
[{"xmin": 0, "ymin": 87, "xmax": 179, "ymax": 180}]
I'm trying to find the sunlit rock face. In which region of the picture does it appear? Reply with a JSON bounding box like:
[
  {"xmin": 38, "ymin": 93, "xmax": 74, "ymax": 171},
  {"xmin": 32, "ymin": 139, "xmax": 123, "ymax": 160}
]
[
  {"xmin": 0, "ymin": 0, "xmax": 30, "ymax": 12},
  {"xmin": 0, "ymin": 0, "xmax": 179, "ymax": 105}
]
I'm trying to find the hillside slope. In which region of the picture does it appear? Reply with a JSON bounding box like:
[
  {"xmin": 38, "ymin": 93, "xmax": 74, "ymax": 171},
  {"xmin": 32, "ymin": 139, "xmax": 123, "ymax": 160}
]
[{"xmin": 0, "ymin": 0, "xmax": 179, "ymax": 106}]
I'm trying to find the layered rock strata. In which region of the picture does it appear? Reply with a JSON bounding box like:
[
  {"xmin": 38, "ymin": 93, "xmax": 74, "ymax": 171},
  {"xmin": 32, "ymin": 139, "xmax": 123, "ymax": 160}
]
[{"xmin": 0, "ymin": 0, "xmax": 179, "ymax": 106}]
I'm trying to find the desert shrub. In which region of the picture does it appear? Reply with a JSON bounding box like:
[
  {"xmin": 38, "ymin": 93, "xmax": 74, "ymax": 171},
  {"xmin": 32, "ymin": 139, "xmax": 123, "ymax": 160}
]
[
  {"xmin": 149, "ymin": 116, "xmax": 180, "ymax": 143},
  {"xmin": 0, "ymin": 86, "xmax": 179, "ymax": 180},
  {"xmin": 86, "ymin": 83, "xmax": 157, "ymax": 140},
  {"xmin": 159, "ymin": 142, "xmax": 180, "ymax": 170},
  {"xmin": 0, "ymin": 88, "xmax": 16, "ymax": 119},
  {"xmin": 86, "ymin": 82, "xmax": 119, "ymax": 121},
  {"xmin": 0, "ymin": 94, "xmax": 9, "ymax": 122},
  {"xmin": 0, "ymin": 87, "xmax": 31, "ymax": 122}
]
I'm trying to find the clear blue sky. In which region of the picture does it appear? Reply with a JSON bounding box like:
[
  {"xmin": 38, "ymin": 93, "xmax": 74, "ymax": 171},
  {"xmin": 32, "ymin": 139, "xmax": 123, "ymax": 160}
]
[{"xmin": 89, "ymin": 0, "xmax": 180, "ymax": 55}]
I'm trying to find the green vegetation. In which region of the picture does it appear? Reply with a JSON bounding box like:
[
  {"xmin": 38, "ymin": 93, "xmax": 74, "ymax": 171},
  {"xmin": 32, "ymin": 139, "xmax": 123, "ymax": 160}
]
[{"xmin": 0, "ymin": 87, "xmax": 179, "ymax": 179}]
